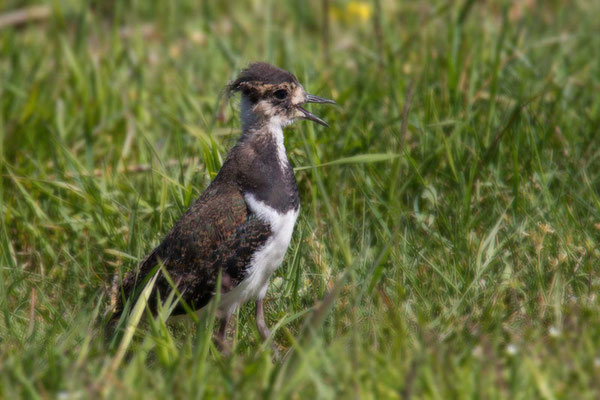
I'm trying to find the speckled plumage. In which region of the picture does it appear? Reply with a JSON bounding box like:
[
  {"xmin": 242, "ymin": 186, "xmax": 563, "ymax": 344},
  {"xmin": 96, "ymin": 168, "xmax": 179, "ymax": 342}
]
[
  {"xmin": 113, "ymin": 183, "xmax": 272, "ymax": 315},
  {"xmin": 110, "ymin": 62, "xmax": 335, "ymax": 343},
  {"xmin": 111, "ymin": 131, "xmax": 297, "ymax": 316}
]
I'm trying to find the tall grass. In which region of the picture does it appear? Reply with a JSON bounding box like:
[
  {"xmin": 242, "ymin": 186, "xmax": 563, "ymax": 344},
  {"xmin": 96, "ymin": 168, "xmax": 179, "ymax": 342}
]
[{"xmin": 1, "ymin": 0, "xmax": 599, "ymax": 398}]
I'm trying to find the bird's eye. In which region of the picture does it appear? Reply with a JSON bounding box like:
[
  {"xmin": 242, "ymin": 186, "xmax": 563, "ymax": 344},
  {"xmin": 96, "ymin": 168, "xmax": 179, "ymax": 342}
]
[{"xmin": 273, "ymin": 89, "xmax": 288, "ymax": 100}]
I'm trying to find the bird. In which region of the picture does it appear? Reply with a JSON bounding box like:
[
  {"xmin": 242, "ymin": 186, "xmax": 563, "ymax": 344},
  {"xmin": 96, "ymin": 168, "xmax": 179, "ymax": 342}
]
[{"xmin": 109, "ymin": 62, "xmax": 336, "ymax": 347}]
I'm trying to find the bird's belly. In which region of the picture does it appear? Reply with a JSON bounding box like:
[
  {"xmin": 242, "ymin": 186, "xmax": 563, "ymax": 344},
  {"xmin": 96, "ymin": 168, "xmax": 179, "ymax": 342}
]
[{"xmin": 218, "ymin": 194, "xmax": 299, "ymax": 315}]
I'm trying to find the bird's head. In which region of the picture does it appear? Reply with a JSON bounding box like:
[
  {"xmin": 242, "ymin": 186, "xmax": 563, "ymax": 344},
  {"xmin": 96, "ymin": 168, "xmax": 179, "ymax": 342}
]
[{"xmin": 229, "ymin": 62, "xmax": 336, "ymax": 131}]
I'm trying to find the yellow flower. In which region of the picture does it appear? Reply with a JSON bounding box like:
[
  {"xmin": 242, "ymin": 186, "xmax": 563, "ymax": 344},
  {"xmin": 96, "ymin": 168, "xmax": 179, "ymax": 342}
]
[
  {"xmin": 346, "ymin": 1, "xmax": 372, "ymax": 21},
  {"xmin": 331, "ymin": 1, "xmax": 372, "ymax": 23}
]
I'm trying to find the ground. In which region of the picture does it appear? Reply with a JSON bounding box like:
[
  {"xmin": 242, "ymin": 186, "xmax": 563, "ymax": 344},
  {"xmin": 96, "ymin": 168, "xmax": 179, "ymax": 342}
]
[{"xmin": 1, "ymin": 0, "xmax": 599, "ymax": 398}]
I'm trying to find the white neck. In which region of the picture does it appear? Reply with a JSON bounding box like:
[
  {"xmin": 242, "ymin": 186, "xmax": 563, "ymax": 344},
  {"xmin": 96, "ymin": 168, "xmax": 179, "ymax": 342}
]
[{"xmin": 268, "ymin": 120, "xmax": 287, "ymax": 170}]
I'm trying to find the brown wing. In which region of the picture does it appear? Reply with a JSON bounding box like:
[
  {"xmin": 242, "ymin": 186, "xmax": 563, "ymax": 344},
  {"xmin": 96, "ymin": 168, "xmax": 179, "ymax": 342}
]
[
  {"xmin": 112, "ymin": 182, "xmax": 258, "ymax": 316},
  {"xmin": 154, "ymin": 183, "xmax": 249, "ymax": 267},
  {"xmin": 164, "ymin": 212, "xmax": 272, "ymax": 314}
]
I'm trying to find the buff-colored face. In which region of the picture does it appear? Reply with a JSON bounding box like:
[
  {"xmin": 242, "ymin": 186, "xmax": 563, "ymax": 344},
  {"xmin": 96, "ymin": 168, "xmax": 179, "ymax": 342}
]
[
  {"xmin": 237, "ymin": 81, "xmax": 306, "ymax": 126},
  {"xmin": 231, "ymin": 62, "xmax": 337, "ymax": 128},
  {"xmin": 236, "ymin": 80, "xmax": 336, "ymax": 128}
]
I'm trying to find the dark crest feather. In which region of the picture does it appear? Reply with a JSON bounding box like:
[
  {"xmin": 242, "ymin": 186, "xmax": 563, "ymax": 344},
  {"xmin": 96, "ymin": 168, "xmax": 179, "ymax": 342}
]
[{"xmin": 228, "ymin": 62, "xmax": 298, "ymax": 96}]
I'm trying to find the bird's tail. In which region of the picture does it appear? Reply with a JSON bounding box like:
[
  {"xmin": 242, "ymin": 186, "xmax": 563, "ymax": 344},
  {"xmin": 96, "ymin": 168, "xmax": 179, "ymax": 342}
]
[
  {"xmin": 104, "ymin": 248, "xmax": 160, "ymax": 344},
  {"xmin": 104, "ymin": 272, "xmax": 125, "ymax": 345},
  {"xmin": 109, "ymin": 272, "xmax": 120, "ymax": 314}
]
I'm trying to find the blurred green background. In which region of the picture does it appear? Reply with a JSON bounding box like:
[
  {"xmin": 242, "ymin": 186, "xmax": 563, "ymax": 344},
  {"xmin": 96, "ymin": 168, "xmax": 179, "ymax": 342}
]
[{"xmin": 1, "ymin": 0, "xmax": 600, "ymax": 398}]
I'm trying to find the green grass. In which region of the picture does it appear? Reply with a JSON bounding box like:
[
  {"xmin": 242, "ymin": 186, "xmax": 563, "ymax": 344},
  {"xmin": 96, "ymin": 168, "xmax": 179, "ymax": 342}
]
[{"xmin": 1, "ymin": 0, "xmax": 600, "ymax": 398}]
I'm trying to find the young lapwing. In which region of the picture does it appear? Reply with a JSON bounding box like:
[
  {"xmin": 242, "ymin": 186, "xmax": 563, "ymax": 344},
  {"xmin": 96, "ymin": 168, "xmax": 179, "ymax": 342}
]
[{"xmin": 110, "ymin": 62, "xmax": 335, "ymax": 345}]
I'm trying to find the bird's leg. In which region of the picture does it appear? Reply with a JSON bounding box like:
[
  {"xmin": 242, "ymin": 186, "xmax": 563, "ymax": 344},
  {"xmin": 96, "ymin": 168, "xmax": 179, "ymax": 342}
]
[
  {"xmin": 255, "ymin": 299, "xmax": 271, "ymax": 340},
  {"xmin": 215, "ymin": 314, "xmax": 232, "ymax": 354}
]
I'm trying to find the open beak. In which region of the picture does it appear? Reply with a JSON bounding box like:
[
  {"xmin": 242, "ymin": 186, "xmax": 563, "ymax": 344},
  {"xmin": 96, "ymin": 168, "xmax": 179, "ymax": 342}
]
[{"xmin": 297, "ymin": 94, "xmax": 337, "ymax": 128}]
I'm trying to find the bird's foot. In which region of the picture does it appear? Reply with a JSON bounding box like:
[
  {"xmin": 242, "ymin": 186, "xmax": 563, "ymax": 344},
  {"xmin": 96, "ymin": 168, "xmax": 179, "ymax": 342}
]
[
  {"xmin": 257, "ymin": 322, "xmax": 271, "ymax": 341},
  {"xmin": 215, "ymin": 335, "xmax": 232, "ymax": 356},
  {"xmin": 215, "ymin": 315, "xmax": 233, "ymax": 356}
]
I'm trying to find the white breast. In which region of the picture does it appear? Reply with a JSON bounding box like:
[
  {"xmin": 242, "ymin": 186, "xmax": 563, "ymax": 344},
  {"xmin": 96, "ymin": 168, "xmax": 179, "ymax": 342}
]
[{"xmin": 218, "ymin": 193, "xmax": 299, "ymax": 316}]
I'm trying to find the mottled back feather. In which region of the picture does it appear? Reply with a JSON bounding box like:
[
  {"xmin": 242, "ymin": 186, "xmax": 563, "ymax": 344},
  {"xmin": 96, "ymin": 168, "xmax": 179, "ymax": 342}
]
[{"xmin": 112, "ymin": 180, "xmax": 271, "ymax": 316}]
